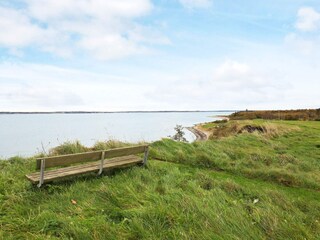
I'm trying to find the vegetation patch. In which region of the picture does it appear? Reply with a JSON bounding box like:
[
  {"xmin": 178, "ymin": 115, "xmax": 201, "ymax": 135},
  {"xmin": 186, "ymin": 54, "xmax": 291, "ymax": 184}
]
[
  {"xmin": 202, "ymin": 120, "xmax": 300, "ymax": 139},
  {"xmin": 1, "ymin": 159, "xmax": 320, "ymax": 239},
  {"xmin": 1, "ymin": 120, "xmax": 319, "ymax": 239},
  {"xmin": 152, "ymin": 120, "xmax": 319, "ymax": 190},
  {"xmin": 48, "ymin": 140, "xmax": 89, "ymax": 156},
  {"xmin": 229, "ymin": 109, "xmax": 320, "ymax": 121}
]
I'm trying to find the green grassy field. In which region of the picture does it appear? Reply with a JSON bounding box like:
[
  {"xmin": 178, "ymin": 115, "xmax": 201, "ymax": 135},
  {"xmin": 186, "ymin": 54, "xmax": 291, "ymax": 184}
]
[{"xmin": 1, "ymin": 120, "xmax": 319, "ymax": 239}]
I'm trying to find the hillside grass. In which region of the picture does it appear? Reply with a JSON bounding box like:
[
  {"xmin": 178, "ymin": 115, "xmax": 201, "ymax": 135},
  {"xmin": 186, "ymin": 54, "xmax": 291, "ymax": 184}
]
[
  {"xmin": 1, "ymin": 120, "xmax": 320, "ymax": 239},
  {"xmin": 152, "ymin": 120, "xmax": 320, "ymax": 190}
]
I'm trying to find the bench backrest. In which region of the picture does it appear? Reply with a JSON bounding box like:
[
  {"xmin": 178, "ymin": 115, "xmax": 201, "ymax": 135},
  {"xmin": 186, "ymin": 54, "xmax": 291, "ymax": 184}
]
[{"xmin": 36, "ymin": 145, "xmax": 148, "ymax": 170}]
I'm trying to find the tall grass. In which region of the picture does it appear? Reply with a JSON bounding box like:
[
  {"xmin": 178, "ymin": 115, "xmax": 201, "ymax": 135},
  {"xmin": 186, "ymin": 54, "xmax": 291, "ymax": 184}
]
[
  {"xmin": 49, "ymin": 140, "xmax": 89, "ymax": 156},
  {"xmin": 151, "ymin": 120, "xmax": 320, "ymax": 190},
  {"xmin": 1, "ymin": 160, "xmax": 319, "ymax": 239}
]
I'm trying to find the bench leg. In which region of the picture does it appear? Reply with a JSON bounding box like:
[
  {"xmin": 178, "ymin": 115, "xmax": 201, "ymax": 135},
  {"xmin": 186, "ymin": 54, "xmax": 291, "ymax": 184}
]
[
  {"xmin": 98, "ymin": 151, "xmax": 105, "ymax": 175},
  {"xmin": 37, "ymin": 159, "xmax": 45, "ymax": 188},
  {"xmin": 143, "ymin": 146, "xmax": 149, "ymax": 166}
]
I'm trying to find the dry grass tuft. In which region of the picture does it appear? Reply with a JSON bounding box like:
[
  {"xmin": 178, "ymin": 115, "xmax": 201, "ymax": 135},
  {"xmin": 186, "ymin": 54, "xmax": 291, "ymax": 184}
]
[
  {"xmin": 208, "ymin": 121, "xmax": 300, "ymax": 139},
  {"xmin": 49, "ymin": 141, "xmax": 89, "ymax": 156}
]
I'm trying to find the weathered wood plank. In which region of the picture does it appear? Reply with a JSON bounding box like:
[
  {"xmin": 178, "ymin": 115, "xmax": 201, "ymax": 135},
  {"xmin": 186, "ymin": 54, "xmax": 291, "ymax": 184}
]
[
  {"xmin": 104, "ymin": 145, "xmax": 147, "ymax": 158},
  {"xmin": 36, "ymin": 151, "xmax": 103, "ymax": 169},
  {"xmin": 44, "ymin": 158, "xmax": 140, "ymax": 182},
  {"xmin": 28, "ymin": 160, "xmax": 140, "ymax": 183},
  {"xmin": 31, "ymin": 155, "xmax": 139, "ymax": 179},
  {"xmin": 36, "ymin": 145, "xmax": 147, "ymax": 169},
  {"xmin": 43, "ymin": 161, "xmax": 139, "ymax": 184},
  {"xmin": 26, "ymin": 155, "xmax": 142, "ymax": 184}
]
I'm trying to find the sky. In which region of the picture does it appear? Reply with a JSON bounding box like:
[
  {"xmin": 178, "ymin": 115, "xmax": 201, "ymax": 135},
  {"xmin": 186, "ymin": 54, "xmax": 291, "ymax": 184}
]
[{"xmin": 0, "ymin": 0, "xmax": 319, "ymax": 111}]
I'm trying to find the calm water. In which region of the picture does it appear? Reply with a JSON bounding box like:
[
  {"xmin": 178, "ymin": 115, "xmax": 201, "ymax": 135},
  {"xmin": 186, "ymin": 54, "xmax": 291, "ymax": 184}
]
[{"xmin": 0, "ymin": 112, "xmax": 231, "ymax": 158}]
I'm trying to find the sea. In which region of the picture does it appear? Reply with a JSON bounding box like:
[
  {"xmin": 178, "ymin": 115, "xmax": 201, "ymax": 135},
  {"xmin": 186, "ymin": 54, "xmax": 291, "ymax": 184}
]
[{"xmin": 0, "ymin": 111, "xmax": 232, "ymax": 158}]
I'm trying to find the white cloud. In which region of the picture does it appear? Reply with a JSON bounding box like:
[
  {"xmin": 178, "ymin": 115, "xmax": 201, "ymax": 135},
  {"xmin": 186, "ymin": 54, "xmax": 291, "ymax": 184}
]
[
  {"xmin": 146, "ymin": 59, "xmax": 297, "ymax": 110},
  {"xmin": 284, "ymin": 33, "xmax": 316, "ymax": 55},
  {"xmin": 26, "ymin": 0, "xmax": 152, "ymax": 21},
  {"xmin": 0, "ymin": 7, "xmax": 43, "ymax": 47},
  {"xmin": 214, "ymin": 60, "xmax": 250, "ymax": 79},
  {"xmin": 285, "ymin": 7, "xmax": 320, "ymax": 56},
  {"xmin": 78, "ymin": 34, "xmax": 143, "ymax": 60},
  {"xmin": 0, "ymin": 62, "xmax": 154, "ymax": 111},
  {"xmin": 211, "ymin": 60, "xmax": 288, "ymax": 94},
  {"xmin": 295, "ymin": 7, "xmax": 320, "ymax": 32},
  {"xmin": 0, "ymin": 56, "xmax": 319, "ymax": 111},
  {"xmin": 0, "ymin": 0, "xmax": 169, "ymax": 60},
  {"xmin": 179, "ymin": 0, "xmax": 212, "ymax": 9}
]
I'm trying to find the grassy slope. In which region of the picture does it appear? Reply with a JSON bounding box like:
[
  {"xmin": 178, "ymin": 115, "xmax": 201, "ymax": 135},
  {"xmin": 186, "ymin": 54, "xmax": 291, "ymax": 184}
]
[
  {"xmin": 1, "ymin": 120, "xmax": 320, "ymax": 239},
  {"xmin": 152, "ymin": 120, "xmax": 320, "ymax": 190}
]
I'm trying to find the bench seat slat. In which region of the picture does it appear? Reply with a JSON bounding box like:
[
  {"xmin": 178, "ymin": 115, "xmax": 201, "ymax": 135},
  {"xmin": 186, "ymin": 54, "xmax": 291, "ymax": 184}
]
[
  {"xmin": 31, "ymin": 155, "xmax": 137, "ymax": 178},
  {"xmin": 26, "ymin": 155, "xmax": 142, "ymax": 184}
]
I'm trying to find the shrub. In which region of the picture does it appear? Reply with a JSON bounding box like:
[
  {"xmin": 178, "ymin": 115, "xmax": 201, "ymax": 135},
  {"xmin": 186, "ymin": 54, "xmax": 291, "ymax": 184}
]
[
  {"xmin": 93, "ymin": 140, "xmax": 131, "ymax": 150},
  {"xmin": 170, "ymin": 125, "xmax": 187, "ymax": 142}
]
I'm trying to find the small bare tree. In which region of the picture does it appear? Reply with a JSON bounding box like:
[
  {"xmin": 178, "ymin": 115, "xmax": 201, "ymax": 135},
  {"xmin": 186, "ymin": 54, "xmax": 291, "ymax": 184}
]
[{"xmin": 170, "ymin": 125, "xmax": 187, "ymax": 142}]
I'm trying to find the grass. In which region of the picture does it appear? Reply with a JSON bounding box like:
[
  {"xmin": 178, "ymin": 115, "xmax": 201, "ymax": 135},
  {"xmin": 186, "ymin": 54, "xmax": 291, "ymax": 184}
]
[
  {"xmin": 46, "ymin": 140, "xmax": 147, "ymax": 156},
  {"xmin": 0, "ymin": 120, "xmax": 320, "ymax": 239},
  {"xmin": 152, "ymin": 120, "xmax": 320, "ymax": 190}
]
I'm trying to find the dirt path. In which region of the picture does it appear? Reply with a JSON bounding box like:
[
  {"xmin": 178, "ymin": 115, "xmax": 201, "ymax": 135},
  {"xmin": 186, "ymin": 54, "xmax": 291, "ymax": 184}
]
[
  {"xmin": 186, "ymin": 126, "xmax": 208, "ymax": 141},
  {"xmin": 186, "ymin": 116, "xmax": 229, "ymax": 142}
]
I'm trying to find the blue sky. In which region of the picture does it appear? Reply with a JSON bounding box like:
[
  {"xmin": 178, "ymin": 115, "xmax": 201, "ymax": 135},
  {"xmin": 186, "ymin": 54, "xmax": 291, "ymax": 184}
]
[{"xmin": 0, "ymin": 0, "xmax": 319, "ymax": 111}]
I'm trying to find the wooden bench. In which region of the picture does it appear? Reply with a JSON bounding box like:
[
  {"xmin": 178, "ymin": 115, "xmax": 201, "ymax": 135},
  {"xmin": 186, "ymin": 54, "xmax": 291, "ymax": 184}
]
[{"xmin": 26, "ymin": 145, "xmax": 149, "ymax": 187}]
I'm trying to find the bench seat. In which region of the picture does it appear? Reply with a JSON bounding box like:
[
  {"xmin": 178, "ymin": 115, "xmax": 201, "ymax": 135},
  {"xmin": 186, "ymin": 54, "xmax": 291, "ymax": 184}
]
[{"xmin": 26, "ymin": 155, "xmax": 142, "ymax": 184}]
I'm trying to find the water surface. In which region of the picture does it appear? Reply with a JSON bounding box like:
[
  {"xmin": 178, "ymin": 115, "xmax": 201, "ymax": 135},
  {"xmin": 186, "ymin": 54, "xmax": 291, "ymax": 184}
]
[{"xmin": 0, "ymin": 112, "xmax": 231, "ymax": 158}]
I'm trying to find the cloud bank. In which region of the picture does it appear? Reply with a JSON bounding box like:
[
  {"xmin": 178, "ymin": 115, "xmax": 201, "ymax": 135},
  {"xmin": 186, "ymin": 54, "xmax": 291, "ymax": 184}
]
[
  {"xmin": 0, "ymin": 2, "xmax": 319, "ymax": 111},
  {"xmin": 295, "ymin": 7, "xmax": 320, "ymax": 32},
  {"xmin": 0, "ymin": 0, "xmax": 169, "ymax": 59}
]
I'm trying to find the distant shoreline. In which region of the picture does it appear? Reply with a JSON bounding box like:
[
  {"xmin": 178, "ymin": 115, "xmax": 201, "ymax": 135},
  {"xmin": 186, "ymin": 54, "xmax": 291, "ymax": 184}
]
[
  {"xmin": 185, "ymin": 127, "xmax": 208, "ymax": 141},
  {"xmin": 186, "ymin": 115, "xmax": 228, "ymax": 141},
  {"xmin": 0, "ymin": 110, "xmax": 236, "ymax": 115}
]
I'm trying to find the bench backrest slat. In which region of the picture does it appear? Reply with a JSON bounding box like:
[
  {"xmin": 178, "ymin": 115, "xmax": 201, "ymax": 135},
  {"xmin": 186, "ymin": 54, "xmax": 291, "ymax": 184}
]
[
  {"xmin": 36, "ymin": 151, "xmax": 102, "ymax": 169},
  {"xmin": 36, "ymin": 145, "xmax": 147, "ymax": 170},
  {"xmin": 104, "ymin": 145, "xmax": 146, "ymax": 159}
]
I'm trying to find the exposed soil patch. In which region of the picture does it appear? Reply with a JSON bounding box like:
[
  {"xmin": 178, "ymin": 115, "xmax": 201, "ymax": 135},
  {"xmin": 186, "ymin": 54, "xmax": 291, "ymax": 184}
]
[{"xmin": 238, "ymin": 125, "xmax": 265, "ymax": 134}]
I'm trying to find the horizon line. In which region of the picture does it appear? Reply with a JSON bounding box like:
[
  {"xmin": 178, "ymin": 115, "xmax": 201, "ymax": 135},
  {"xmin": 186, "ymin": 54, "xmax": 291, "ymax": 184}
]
[{"xmin": 0, "ymin": 110, "xmax": 237, "ymax": 114}]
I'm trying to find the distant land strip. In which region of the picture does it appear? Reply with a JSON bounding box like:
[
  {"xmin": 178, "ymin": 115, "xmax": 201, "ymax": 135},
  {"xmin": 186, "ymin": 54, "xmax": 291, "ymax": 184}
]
[
  {"xmin": 229, "ymin": 109, "xmax": 320, "ymax": 121},
  {"xmin": 0, "ymin": 110, "xmax": 236, "ymax": 114}
]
